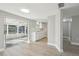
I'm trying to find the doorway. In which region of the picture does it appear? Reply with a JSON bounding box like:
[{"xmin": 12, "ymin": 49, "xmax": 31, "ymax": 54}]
[{"xmin": 63, "ymin": 17, "xmax": 72, "ymax": 52}]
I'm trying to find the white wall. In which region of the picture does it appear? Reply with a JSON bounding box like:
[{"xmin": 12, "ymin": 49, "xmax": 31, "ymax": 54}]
[
  {"xmin": 48, "ymin": 15, "xmax": 56, "ymax": 46},
  {"xmin": 72, "ymin": 15, "xmax": 79, "ymax": 44},
  {"xmin": 0, "ymin": 12, "xmax": 5, "ymax": 50},
  {"xmin": 55, "ymin": 10, "xmax": 63, "ymax": 52},
  {"xmin": 48, "ymin": 10, "xmax": 63, "ymax": 52}
]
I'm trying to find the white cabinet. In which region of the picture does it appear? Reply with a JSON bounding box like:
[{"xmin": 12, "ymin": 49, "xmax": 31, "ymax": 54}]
[{"xmin": 31, "ymin": 30, "xmax": 47, "ymax": 42}]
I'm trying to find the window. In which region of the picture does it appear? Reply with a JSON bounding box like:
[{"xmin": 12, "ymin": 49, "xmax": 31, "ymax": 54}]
[
  {"xmin": 8, "ymin": 25, "xmax": 17, "ymax": 34},
  {"xmin": 4, "ymin": 24, "xmax": 7, "ymax": 34},
  {"xmin": 19, "ymin": 26, "xmax": 25, "ymax": 33},
  {"xmin": 26, "ymin": 27, "xmax": 28, "ymax": 34}
]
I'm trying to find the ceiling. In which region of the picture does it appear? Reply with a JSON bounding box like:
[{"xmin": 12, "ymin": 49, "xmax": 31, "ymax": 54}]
[
  {"xmin": 0, "ymin": 3, "xmax": 58, "ymax": 21},
  {"xmin": 62, "ymin": 5, "xmax": 79, "ymax": 17}
]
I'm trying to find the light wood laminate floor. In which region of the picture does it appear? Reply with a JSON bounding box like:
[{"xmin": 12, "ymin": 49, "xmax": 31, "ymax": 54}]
[
  {"xmin": 0, "ymin": 37, "xmax": 59, "ymax": 56},
  {"xmin": 62, "ymin": 38, "xmax": 79, "ymax": 56}
]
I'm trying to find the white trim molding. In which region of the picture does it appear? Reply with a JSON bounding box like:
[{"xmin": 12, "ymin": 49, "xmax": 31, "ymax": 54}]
[
  {"xmin": 56, "ymin": 46, "xmax": 63, "ymax": 53},
  {"xmin": 48, "ymin": 43, "xmax": 56, "ymax": 47},
  {"xmin": 71, "ymin": 42, "xmax": 79, "ymax": 46},
  {"xmin": 48, "ymin": 43, "xmax": 63, "ymax": 53}
]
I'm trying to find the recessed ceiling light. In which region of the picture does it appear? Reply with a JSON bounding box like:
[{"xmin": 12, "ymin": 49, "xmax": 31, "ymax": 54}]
[{"xmin": 21, "ymin": 9, "xmax": 30, "ymax": 13}]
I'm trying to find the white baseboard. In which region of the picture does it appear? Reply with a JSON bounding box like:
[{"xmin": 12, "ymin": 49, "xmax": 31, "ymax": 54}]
[
  {"xmin": 48, "ymin": 43, "xmax": 63, "ymax": 53},
  {"xmin": 71, "ymin": 42, "xmax": 79, "ymax": 46},
  {"xmin": 48, "ymin": 43, "xmax": 56, "ymax": 47},
  {"xmin": 56, "ymin": 46, "xmax": 63, "ymax": 53},
  {"xmin": 0, "ymin": 48, "xmax": 5, "ymax": 52}
]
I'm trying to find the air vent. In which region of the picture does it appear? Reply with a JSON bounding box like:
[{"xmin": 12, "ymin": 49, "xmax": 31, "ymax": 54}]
[{"xmin": 58, "ymin": 3, "xmax": 64, "ymax": 8}]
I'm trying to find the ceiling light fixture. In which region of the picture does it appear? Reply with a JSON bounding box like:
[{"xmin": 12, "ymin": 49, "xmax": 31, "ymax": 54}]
[{"xmin": 21, "ymin": 9, "xmax": 30, "ymax": 13}]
